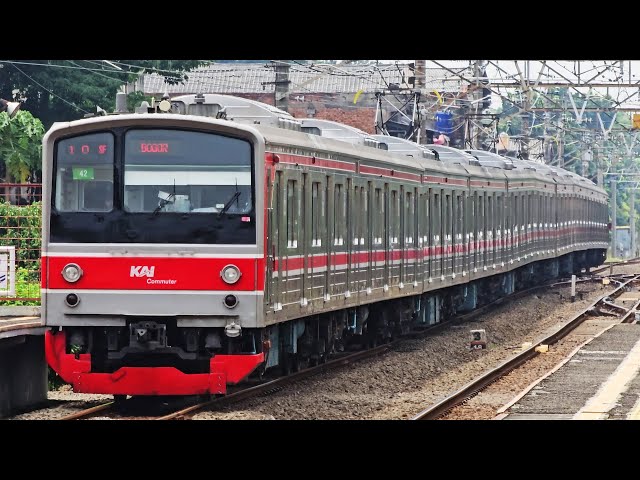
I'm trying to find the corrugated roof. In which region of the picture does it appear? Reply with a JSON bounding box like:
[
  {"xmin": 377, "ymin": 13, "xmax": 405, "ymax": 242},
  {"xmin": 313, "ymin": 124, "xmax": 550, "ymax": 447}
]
[{"xmin": 129, "ymin": 62, "xmax": 472, "ymax": 95}]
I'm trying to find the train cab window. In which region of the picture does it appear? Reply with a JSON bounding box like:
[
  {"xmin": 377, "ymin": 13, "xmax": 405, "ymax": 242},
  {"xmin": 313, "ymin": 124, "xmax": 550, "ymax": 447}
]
[
  {"xmin": 123, "ymin": 129, "xmax": 253, "ymax": 214},
  {"xmin": 54, "ymin": 132, "xmax": 114, "ymax": 212}
]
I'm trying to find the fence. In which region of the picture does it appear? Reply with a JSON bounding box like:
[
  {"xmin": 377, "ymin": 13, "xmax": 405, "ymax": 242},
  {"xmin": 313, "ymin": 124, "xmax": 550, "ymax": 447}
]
[{"xmin": 0, "ymin": 183, "xmax": 42, "ymax": 304}]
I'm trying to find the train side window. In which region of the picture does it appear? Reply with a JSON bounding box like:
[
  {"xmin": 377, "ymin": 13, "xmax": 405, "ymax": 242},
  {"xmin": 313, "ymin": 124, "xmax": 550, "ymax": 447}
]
[
  {"xmin": 362, "ymin": 187, "xmax": 368, "ymax": 247},
  {"xmin": 445, "ymin": 194, "xmax": 452, "ymax": 244},
  {"xmin": 456, "ymin": 194, "xmax": 463, "ymax": 244},
  {"xmin": 433, "ymin": 193, "xmax": 441, "ymax": 245},
  {"xmin": 286, "ymin": 179, "xmax": 299, "ymax": 249},
  {"xmin": 405, "ymin": 191, "xmax": 413, "ymax": 244},
  {"xmin": 374, "ymin": 187, "xmax": 383, "ymax": 245},
  {"xmin": 391, "ymin": 189, "xmax": 399, "ymax": 245},
  {"xmin": 311, "ymin": 181, "xmax": 324, "ymax": 247},
  {"xmin": 352, "ymin": 185, "xmax": 360, "ymax": 245},
  {"xmin": 334, "ymin": 183, "xmax": 345, "ymax": 246}
]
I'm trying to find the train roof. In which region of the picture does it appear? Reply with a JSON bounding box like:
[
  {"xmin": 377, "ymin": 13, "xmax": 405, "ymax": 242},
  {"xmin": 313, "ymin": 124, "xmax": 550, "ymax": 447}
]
[
  {"xmin": 298, "ymin": 118, "xmax": 383, "ymax": 149},
  {"xmin": 371, "ymin": 135, "xmax": 438, "ymax": 161},
  {"xmin": 423, "ymin": 144, "xmax": 481, "ymax": 166},
  {"xmin": 465, "ymin": 149, "xmax": 514, "ymax": 170},
  {"xmin": 168, "ymin": 93, "xmax": 302, "ymax": 131}
]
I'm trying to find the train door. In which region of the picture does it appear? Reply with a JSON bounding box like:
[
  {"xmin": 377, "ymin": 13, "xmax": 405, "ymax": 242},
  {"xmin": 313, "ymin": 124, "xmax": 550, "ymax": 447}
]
[
  {"xmin": 540, "ymin": 193, "xmax": 545, "ymax": 254},
  {"xmin": 453, "ymin": 190, "xmax": 464, "ymax": 276},
  {"xmin": 389, "ymin": 184, "xmax": 401, "ymax": 288},
  {"xmin": 309, "ymin": 173, "xmax": 328, "ymax": 305},
  {"xmin": 371, "ymin": 183, "xmax": 385, "ymax": 293},
  {"xmin": 444, "ymin": 190, "xmax": 453, "ymax": 277},
  {"xmin": 350, "ymin": 179, "xmax": 369, "ymax": 296},
  {"xmin": 403, "ymin": 186, "xmax": 417, "ymax": 286},
  {"xmin": 470, "ymin": 191, "xmax": 478, "ymax": 273},
  {"xmin": 498, "ymin": 192, "xmax": 505, "ymax": 266},
  {"xmin": 366, "ymin": 181, "xmax": 374, "ymax": 294},
  {"xmin": 511, "ymin": 192, "xmax": 517, "ymax": 264},
  {"xmin": 418, "ymin": 189, "xmax": 428, "ymax": 286},
  {"xmin": 432, "ymin": 189, "xmax": 443, "ymax": 279},
  {"xmin": 488, "ymin": 193, "xmax": 495, "ymax": 267},
  {"xmin": 283, "ymin": 171, "xmax": 303, "ymax": 307},
  {"xmin": 522, "ymin": 193, "xmax": 528, "ymax": 258},
  {"xmin": 330, "ymin": 174, "xmax": 348, "ymax": 299},
  {"xmin": 267, "ymin": 169, "xmax": 281, "ymax": 311},
  {"xmin": 464, "ymin": 191, "xmax": 478, "ymax": 273},
  {"xmin": 479, "ymin": 191, "xmax": 486, "ymax": 272},
  {"xmin": 383, "ymin": 183, "xmax": 390, "ymax": 290}
]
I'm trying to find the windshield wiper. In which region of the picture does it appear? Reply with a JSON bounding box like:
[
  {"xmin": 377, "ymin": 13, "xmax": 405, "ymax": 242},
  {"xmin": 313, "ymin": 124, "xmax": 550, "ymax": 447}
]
[
  {"xmin": 218, "ymin": 191, "xmax": 241, "ymax": 218},
  {"xmin": 152, "ymin": 194, "xmax": 174, "ymax": 216}
]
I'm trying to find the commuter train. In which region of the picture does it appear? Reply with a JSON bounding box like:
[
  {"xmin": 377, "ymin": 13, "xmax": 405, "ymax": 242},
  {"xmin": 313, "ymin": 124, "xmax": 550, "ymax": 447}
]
[{"xmin": 42, "ymin": 93, "xmax": 609, "ymax": 397}]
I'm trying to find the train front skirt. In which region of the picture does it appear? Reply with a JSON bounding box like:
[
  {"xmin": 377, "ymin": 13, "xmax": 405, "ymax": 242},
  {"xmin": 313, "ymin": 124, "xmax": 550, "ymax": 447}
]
[{"xmin": 45, "ymin": 330, "xmax": 264, "ymax": 395}]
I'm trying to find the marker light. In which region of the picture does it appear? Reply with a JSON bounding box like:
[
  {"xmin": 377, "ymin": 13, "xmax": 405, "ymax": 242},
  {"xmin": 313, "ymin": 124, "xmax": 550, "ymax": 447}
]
[
  {"xmin": 61, "ymin": 263, "xmax": 83, "ymax": 283},
  {"xmin": 221, "ymin": 264, "xmax": 241, "ymax": 284}
]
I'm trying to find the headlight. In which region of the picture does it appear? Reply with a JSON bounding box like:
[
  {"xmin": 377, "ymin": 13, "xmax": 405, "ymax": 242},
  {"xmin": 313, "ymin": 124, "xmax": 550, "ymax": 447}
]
[
  {"xmin": 221, "ymin": 264, "xmax": 241, "ymax": 284},
  {"xmin": 61, "ymin": 263, "xmax": 83, "ymax": 283}
]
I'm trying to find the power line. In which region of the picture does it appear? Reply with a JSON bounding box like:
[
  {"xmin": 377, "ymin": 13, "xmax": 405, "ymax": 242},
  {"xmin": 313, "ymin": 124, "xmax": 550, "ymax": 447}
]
[{"xmin": 9, "ymin": 63, "xmax": 90, "ymax": 114}]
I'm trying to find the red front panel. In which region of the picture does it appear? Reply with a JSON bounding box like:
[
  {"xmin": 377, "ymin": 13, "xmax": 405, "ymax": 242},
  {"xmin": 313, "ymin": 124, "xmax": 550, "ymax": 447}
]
[
  {"xmin": 44, "ymin": 256, "xmax": 265, "ymax": 291},
  {"xmin": 45, "ymin": 331, "xmax": 264, "ymax": 395}
]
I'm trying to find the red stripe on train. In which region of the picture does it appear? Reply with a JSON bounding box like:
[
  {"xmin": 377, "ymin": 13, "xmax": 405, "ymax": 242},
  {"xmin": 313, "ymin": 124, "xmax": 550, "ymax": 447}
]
[{"xmin": 44, "ymin": 256, "xmax": 265, "ymax": 291}]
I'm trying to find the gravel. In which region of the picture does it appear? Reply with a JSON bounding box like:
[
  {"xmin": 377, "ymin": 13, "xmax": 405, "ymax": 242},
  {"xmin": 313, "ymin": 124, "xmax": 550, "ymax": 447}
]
[{"xmin": 194, "ymin": 271, "xmax": 627, "ymax": 420}]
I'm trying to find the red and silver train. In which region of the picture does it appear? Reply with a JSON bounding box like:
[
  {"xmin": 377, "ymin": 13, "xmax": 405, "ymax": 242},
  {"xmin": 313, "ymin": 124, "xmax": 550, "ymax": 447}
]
[{"xmin": 43, "ymin": 93, "xmax": 610, "ymax": 397}]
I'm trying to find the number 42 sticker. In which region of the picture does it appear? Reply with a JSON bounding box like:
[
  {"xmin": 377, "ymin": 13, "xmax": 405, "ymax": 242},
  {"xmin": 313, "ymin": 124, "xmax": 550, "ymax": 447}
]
[{"xmin": 72, "ymin": 167, "xmax": 95, "ymax": 180}]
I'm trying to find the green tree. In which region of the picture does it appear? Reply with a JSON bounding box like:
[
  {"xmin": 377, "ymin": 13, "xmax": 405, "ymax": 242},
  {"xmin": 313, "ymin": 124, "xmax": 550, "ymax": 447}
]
[
  {"xmin": 0, "ymin": 110, "xmax": 45, "ymax": 183},
  {"xmin": 0, "ymin": 60, "xmax": 207, "ymax": 129}
]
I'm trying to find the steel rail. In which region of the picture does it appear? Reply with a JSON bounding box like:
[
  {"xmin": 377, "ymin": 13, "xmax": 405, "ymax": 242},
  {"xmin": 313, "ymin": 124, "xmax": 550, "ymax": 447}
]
[{"xmin": 411, "ymin": 275, "xmax": 640, "ymax": 420}]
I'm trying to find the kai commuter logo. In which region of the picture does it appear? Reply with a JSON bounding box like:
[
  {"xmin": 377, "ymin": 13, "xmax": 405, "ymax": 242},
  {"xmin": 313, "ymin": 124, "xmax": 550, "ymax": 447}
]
[
  {"xmin": 130, "ymin": 266, "xmax": 155, "ymax": 278},
  {"xmin": 130, "ymin": 265, "xmax": 177, "ymax": 285}
]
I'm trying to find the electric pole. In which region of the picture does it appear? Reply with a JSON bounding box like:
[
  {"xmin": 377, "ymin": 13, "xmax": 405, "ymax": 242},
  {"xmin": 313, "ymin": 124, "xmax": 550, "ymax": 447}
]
[
  {"xmin": 470, "ymin": 60, "xmax": 483, "ymax": 149},
  {"xmin": 557, "ymin": 115, "xmax": 565, "ymax": 168},
  {"xmin": 415, "ymin": 60, "xmax": 426, "ymax": 145}
]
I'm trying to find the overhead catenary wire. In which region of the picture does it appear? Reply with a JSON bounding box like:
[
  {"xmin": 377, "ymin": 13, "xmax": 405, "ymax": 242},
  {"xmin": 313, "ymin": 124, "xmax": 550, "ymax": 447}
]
[{"xmin": 9, "ymin": 62, "xmax": 90, "ymax": 114}]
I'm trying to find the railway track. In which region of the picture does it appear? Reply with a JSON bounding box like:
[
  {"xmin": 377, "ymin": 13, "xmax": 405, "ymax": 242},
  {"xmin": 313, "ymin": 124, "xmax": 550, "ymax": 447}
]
[
  {"xmin": 56, "ymin": 269, "xmax": 622, "ymax": 420},
  {"xmin": 411, "ymin": 274, "xmax": 640, "ymax": 420},
  {"xmin": 58, "ymin": 346, "xmax": 392, "ymax": 420}
]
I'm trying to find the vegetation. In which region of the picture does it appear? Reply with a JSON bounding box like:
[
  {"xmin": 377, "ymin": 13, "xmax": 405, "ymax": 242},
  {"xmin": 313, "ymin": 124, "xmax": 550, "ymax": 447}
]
[
  {"xmin": 0, "ymin": 60, "xmax": 207, "ymax": 129},
  {"xmin": 0, "ymin": 201, "xmax": 41, "ymax": 304},
  {"xmin": 0, "ymin": 110, "xmax": 45, "ymax": 183}
]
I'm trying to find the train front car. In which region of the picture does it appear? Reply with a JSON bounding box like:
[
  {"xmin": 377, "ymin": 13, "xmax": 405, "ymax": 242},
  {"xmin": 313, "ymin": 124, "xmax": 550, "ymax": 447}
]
[{"xmin": 42, "ymin": 114, "xmax": 266, "ymax": 396}]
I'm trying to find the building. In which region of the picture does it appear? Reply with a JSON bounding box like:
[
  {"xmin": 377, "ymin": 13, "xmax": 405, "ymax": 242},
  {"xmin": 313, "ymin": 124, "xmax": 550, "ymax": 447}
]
[{"xmin": 124, "ymin": 61, "xmax": 474, "ymax": 141}]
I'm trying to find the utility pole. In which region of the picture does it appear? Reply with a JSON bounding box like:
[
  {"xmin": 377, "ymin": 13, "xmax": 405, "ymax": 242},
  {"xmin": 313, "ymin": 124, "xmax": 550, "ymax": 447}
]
[
  {"xmin": 595, "ymin": 144, "xmax": 603, "ymax": 187},
  {"xmin": 470, "ymin": 60, "xmax": 483, "ymax": 149},
  {"xmin": 557, "ymin": 115, "xmax": 565, "ymax": 168},
  {"xmin": 543, "ymin": 112, "xmax": 552, "ymax": 164},
  {"xmin": 414, "ymin": 60, "xmax": 426, "ymax": 145},
  {"xmin": 274, "ymin": 61, "xmax": 290, "ymax": 112}
]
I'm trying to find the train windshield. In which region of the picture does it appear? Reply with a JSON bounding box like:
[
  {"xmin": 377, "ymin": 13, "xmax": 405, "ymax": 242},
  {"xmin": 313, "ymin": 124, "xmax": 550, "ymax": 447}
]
[
  {"xmin": 50, "ymin": 128, "xmax": 256, "ymax": 244},
  {"xmin": 54, "ymin": 132, "xmax": 115, "ymax": 212},
  {"xmin": 124, "ymin": 129, "xmax": 252, "ymax": 214}
]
